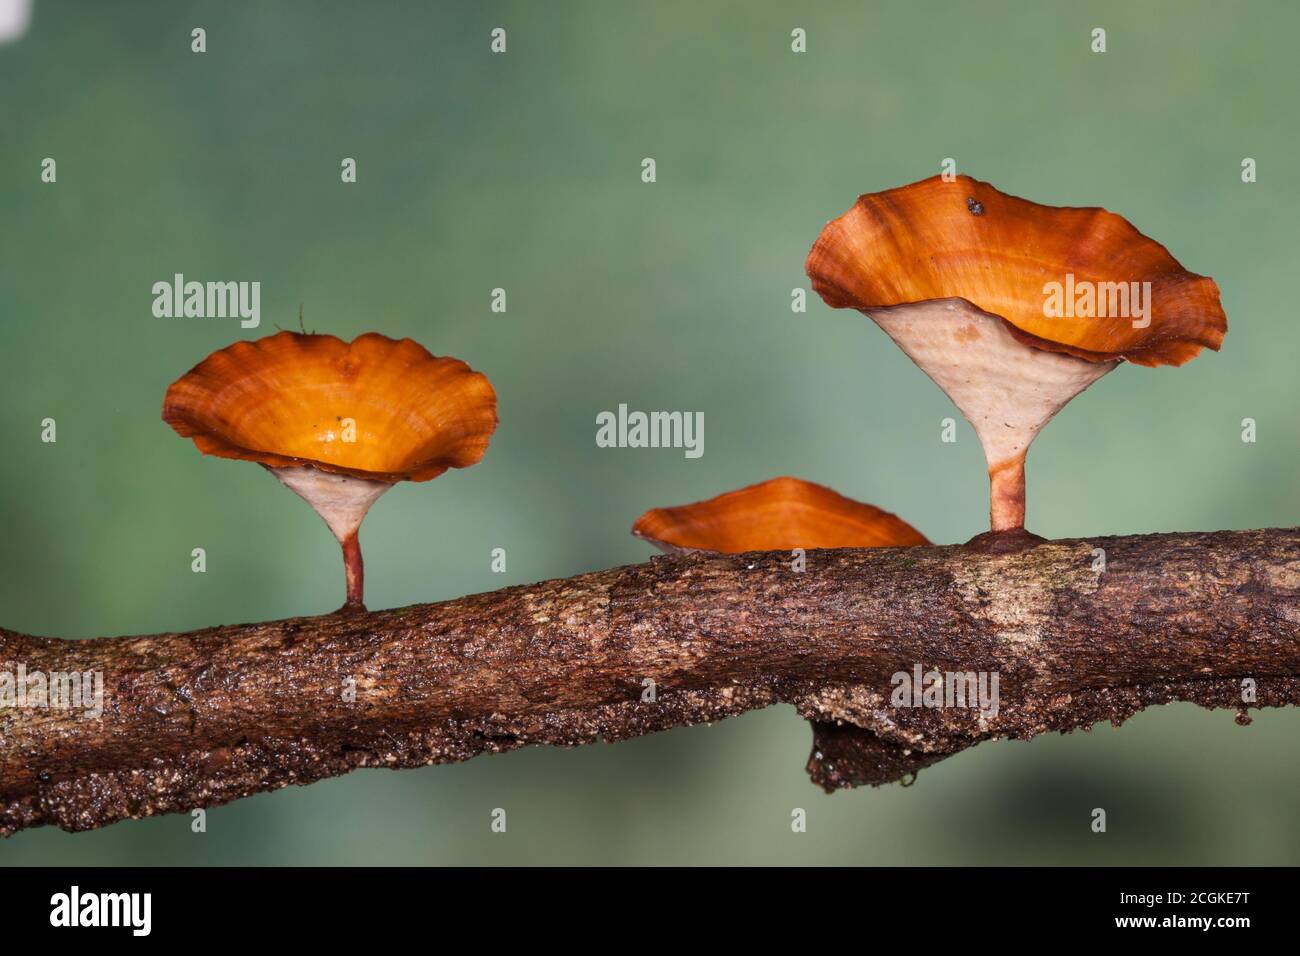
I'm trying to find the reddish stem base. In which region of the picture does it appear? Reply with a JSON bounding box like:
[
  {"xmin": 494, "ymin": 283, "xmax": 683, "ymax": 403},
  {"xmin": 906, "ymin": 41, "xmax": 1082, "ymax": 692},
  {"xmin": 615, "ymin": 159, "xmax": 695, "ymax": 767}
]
[
  {"xmin": 340, "ymin": 532, "xmax": 365, "ymax": 612},
  {"xmin": 964, "ymin": 527, "xmax": 1047, "ymax": 554},
  {"xmin": 988, "ymin": 455, "xmax": 1027, "ymax": 532}
]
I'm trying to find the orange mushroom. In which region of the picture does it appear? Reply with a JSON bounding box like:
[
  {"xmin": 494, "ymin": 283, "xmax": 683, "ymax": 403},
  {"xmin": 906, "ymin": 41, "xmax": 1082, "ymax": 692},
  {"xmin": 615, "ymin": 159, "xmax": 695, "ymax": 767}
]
[
  {"xmin": 806, "ymin": 175, "xmax": 1226, "ymax": 537},
  {"xmin": 632, "ymin": 476, "xmax": 928, "ymax": 553},
  {"xmin": 163, "ymin": 331, "xmax": 497, "ymax": 610}
]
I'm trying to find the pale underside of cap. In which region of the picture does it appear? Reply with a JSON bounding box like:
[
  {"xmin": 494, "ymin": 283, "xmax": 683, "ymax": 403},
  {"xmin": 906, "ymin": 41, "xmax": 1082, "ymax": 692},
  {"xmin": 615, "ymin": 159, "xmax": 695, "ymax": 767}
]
[
  {"xmin": 864, "ymin": 298, "xmax": 1119, "ymax": 471},
  {"xmin": 270, "ymin": 464, "xmax": 393, "ymax": 543}
]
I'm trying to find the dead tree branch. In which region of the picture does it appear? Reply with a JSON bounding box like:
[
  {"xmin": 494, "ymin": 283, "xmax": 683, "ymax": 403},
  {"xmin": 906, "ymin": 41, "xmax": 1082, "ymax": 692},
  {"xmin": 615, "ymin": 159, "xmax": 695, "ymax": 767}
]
[{"xmin": 2, "ymin": 527, "xmax": 1298, "ymax": 835}]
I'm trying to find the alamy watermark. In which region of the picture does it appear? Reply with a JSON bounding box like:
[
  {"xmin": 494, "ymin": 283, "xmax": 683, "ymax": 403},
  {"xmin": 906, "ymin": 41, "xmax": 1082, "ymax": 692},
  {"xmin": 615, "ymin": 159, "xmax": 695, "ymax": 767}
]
[
  {"xmin": 596, "ymin": 404, "xmax": 703, "ymax": 459},
  {"xmin": 152, "ymin": 273, "xmax": 260, "ymax": 328},
  {"xmin": 1042, "ymin": 273, "xmax": 1151, "ymax": 329},
  {"xmin": 50, "ymin": 886, "xmax": 150, "ymax": 936},
  {"xmin": 1, "ymin": 663, "xmax": 103, "ymax": 718},
  {"xmin": 891, "ymin": 663, "xmax": 999, "ymax": 719}
]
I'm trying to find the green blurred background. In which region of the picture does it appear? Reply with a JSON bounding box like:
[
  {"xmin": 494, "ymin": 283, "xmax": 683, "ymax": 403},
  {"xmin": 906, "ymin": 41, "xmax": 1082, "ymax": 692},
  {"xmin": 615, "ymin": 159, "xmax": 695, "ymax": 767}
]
[{"xmin": 2, "ymin": 0, "xmax": 1297, "ymax": 865}]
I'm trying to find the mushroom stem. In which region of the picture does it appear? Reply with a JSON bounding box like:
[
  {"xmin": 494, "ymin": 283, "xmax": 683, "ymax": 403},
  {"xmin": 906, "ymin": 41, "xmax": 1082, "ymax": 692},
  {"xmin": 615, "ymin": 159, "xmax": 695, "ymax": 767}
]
[
  {"xmin": 341, "ymin": 531, "xmax": 365, "ymax": 610},
  {"xmin": 268, "ymin": 465, "xmax": 392, "ymax": 612},
  {"xmin": 859, "ymin": 299, "xmax": 1118, "ymax": 536},
  {"xmin": 988, "ymin": 454, "xmax": 1026, "ymax": 532}
]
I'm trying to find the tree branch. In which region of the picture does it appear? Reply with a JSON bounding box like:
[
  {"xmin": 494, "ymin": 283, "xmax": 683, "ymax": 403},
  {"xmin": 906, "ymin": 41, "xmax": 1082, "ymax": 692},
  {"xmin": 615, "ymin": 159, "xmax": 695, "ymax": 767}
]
[{"xmin": 3, "ymin": 527, "xmax": 1298, "ymax": 835}]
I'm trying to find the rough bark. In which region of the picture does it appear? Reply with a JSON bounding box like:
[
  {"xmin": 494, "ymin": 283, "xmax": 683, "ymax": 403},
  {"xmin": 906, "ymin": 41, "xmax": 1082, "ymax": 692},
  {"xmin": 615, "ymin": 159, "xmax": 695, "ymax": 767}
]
[{"xmin": 2, "ymin": 527, "xmax": 1298, "ymax": 836}]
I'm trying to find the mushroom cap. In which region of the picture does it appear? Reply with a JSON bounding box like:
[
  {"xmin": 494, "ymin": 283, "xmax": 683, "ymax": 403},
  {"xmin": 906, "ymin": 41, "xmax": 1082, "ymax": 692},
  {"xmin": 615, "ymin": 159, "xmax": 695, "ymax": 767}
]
[
  {"xmin": 805, "ymin": 175, "xmax": 1226, "ymax": 367},
  {"xmin": 631, "ymin": 477, "xmax": 929, "ymax": 553},
  {"xmin": 163, "ymin": 331, "xmax": 498, "ymax": 482}
]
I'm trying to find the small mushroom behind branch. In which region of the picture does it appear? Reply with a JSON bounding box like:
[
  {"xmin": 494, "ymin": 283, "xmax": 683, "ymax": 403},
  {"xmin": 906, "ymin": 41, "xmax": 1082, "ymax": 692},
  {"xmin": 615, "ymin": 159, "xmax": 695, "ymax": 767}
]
[
  {"xmin": 163, "ymin": 331, "xmax": 498, "ymax": 611},
  {"xmin": 632, "ymin": 476, "xmax": 928, "ymax": 553}
]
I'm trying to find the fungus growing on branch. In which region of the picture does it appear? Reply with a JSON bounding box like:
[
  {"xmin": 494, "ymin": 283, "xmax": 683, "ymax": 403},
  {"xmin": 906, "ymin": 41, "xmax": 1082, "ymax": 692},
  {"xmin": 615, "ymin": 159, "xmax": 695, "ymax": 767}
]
[
  {"xmin": 806, "ymin": 175, "xmax": 1226, "ymax": 536},
  {"xmin": 163, "ymin": 331, "xmax": 497, "ymax": 610}
]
